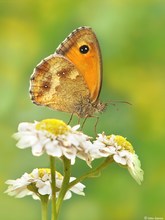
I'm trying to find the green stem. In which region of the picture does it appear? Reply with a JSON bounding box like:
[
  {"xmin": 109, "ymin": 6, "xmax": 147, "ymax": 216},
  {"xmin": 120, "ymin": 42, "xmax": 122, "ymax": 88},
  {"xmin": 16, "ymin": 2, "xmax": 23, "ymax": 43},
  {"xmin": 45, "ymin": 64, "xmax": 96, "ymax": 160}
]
[
  {"xmin": 50, "ymin": 156, "xmax": 57, "ymax": 220},
  {"xmin": 41, "ymin": 195, "xmax": 49, "ymax": 220},
  {"xmin": 68, "ymin": 157, "xmax": 114, "ymax": 189},
  {"xmin": 56, "ymin": 157, "xmax": 71, "ymax": 216}
]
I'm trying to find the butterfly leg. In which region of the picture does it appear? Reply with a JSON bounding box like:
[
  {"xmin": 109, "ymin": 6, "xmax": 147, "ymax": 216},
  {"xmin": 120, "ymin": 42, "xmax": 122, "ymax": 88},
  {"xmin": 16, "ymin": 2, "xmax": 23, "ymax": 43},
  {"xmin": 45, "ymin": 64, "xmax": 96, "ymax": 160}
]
[
  {"xmin": 77, "ymin": 117, "xmax": 81, "ymax": 128},
  {"xmin": 80, "ymin": 115, "xmax": 99, "ymax": 135},
  {"xmin": 94, "ymin": 116, "xmax": 99, "ymax": 136},
  {"xmin": 81, "ymin": 117, "xmax": 88, "ymax": 130},
  {"xmin": 67, "ymin": 113, "xmax": 74, "ymax": 125}
]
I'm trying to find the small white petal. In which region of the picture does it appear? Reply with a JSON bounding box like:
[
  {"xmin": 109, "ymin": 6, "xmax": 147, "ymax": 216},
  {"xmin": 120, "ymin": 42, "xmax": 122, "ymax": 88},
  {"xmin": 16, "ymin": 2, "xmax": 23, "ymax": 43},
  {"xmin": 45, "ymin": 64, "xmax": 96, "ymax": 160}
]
[
  {"xmin": 18, "ymin": 122, "xmax": 35, "ymax": 132},
  {"xmin": 15, "ymin": 189, "xmax": 32, "ymax": 198},
  {"xmin": 31, "ymin": 143, "xmax": 43, "ymax": 156},
  {"xmin": 64, "ymin": 190, "xmax": 72, "ymax": 200},
  {"xmin": 127, "ymin": 154, "xmax": 144, "ymax": 185},
  {"xmin": 31, "ymin": 168, "xmax": 39, "ymax": 178},
  {"xmin": 69, "ymin": 177, "xmax": 85, "ymax": 196},
  {"xmin": 71, "ymin": 124, "xmax": 80, "ymax": 131},
  {"xmin": 37, "ymin": 182, "xmax": 51, "ymax": 195},
  {"xmin": 113, "ymin": 154, "xmax": 127, "ymax": 165},
  {"xmin": 32, "ymin": 194, "xmax": 40, "ymax": 200},
  {"xmin": 45, "ymin": 141, "xmax": 63, "ymax": 157},
  {"xmin": 16, "ymin": 135, "xmax": 38, "ymax": 148}
]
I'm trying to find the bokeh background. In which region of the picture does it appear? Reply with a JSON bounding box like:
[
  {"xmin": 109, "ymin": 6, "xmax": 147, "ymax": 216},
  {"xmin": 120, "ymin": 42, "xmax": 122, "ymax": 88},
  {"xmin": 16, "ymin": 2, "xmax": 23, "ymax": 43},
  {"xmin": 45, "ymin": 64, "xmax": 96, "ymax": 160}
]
[{"xmin": 1, "ymin": 0, "xmax": 165, "ymax": 219}]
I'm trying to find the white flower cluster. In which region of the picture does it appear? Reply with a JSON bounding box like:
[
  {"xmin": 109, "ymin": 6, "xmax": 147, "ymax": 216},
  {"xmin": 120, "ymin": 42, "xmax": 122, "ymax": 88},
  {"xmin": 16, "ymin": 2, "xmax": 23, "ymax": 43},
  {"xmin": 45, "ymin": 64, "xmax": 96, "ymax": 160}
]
[
  {"xmin": 93, "ymin": 133, "xmax": 144, "ymax": 185},
  {"xmin": 5, "ymin": 168, "xmax": 85, "ymax": 200},
  {"xmin": 13, "ymin": 119, "xmax": 144, "ymax": 184},
  {"xmin": 13, "ymin": 120, "xmax": 92, "ymax": 165}
]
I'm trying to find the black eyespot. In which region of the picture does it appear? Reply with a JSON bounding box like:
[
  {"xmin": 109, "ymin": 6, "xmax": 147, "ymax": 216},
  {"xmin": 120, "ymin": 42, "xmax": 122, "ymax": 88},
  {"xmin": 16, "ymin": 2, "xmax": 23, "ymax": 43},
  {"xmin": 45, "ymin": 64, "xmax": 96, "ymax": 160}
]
[{"xmin": 79, "ymin": 45, "xmax": 89, "ymax": 54}]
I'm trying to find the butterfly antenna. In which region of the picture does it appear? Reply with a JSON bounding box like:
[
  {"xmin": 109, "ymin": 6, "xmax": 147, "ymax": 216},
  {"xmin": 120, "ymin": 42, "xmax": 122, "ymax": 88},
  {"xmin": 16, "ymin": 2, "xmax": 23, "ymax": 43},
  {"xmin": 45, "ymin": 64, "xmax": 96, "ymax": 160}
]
[
  {"xmin": 81, "ymin": 117, "xmax": 88, "ymax": 130},
  {"xmin": 107, "ymin": 100, "xmax": 132, "ymax": 107},
  {"xmin": 67, "ymin": 113, "xmax": 74, "ymax": 125}
]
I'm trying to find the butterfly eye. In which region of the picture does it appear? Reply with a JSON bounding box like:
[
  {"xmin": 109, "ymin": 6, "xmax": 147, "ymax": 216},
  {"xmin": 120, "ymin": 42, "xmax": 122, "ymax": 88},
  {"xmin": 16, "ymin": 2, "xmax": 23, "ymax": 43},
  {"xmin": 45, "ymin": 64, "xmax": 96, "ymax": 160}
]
[{"xmin": 79, "ymin": 45, "xmax": 89, "ymax": 54}]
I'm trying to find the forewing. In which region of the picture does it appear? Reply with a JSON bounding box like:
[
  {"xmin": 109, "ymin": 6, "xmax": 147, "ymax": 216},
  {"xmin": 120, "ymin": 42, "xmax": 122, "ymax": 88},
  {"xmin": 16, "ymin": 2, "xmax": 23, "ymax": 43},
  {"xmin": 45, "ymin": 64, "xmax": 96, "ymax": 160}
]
[{"xmin": 56, "ymin": 26, "xmax": 102, "ymax": 102}]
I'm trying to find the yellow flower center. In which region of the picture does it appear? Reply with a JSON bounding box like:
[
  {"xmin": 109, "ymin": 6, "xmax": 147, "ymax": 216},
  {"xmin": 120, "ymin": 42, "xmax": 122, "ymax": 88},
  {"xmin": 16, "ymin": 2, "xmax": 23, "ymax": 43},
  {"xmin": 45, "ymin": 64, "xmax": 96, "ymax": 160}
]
[
  {"xmin": 38, "ymin": 168, "xmax": 51, "ymax": 177},
  {"xmin": 35, "ymin": 119, "xmax": 69, "ymax": 135},
  {"xmin": 115, "ymin": 135, "xmax": 134, "ymax": 153},
  {"xmin": 30, "ymin": 168, "xmax": 63, "ymax": 179},
  {"xmin": 106, "ymin": 135, "xmax": 134, "ymax": 153}
]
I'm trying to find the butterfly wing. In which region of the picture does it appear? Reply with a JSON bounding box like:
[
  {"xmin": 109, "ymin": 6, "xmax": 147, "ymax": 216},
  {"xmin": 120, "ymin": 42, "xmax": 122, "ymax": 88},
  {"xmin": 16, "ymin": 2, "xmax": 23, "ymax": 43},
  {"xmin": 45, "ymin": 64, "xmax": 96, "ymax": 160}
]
[
  {"xmin": 30, "ymin": 54, "xmax": 90, "ymax": 115},
  {"xmin": 56, "ymin": 26, "xmax": 102, "ymax": 103}
]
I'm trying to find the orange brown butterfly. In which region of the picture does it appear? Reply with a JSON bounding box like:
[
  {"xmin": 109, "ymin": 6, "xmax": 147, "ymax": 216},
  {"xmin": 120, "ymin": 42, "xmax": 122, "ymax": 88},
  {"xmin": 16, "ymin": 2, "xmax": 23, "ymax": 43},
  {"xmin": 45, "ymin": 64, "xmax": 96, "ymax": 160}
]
[{"xmin": 30, "ymin": 26, "xmax": 106, "ymax": 121}]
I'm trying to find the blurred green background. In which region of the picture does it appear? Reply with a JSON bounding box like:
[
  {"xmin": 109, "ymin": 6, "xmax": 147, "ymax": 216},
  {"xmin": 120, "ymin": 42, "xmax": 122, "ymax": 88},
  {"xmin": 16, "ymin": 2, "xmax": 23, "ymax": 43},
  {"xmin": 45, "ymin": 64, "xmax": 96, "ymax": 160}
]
[{"xmin": 1, "ymin": 0, "xmax": 165, "ymax": 219}]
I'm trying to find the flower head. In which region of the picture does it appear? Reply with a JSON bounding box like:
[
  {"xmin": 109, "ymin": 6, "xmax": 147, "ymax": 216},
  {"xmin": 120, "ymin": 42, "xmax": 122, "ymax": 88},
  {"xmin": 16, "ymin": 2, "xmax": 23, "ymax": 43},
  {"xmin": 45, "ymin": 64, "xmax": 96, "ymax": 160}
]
[
  {"xmin": 5, "ymin": 168, "xmax": 85, "ymax": 200},
  {"xmin": 13, "ymin": 119, "xmax": 92, "ymax": 165},
  {"xmin": 93, "ymin": 133, "xmax": 144, "ymax": 185}
]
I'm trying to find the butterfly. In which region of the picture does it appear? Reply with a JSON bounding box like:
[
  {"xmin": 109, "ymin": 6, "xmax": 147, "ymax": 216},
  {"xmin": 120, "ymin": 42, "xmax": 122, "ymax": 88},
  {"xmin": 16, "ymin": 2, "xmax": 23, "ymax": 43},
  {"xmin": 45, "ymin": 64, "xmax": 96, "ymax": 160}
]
[{"xmin": 30, "ymin": 26, "xmax": 106, "ymax": 119}]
